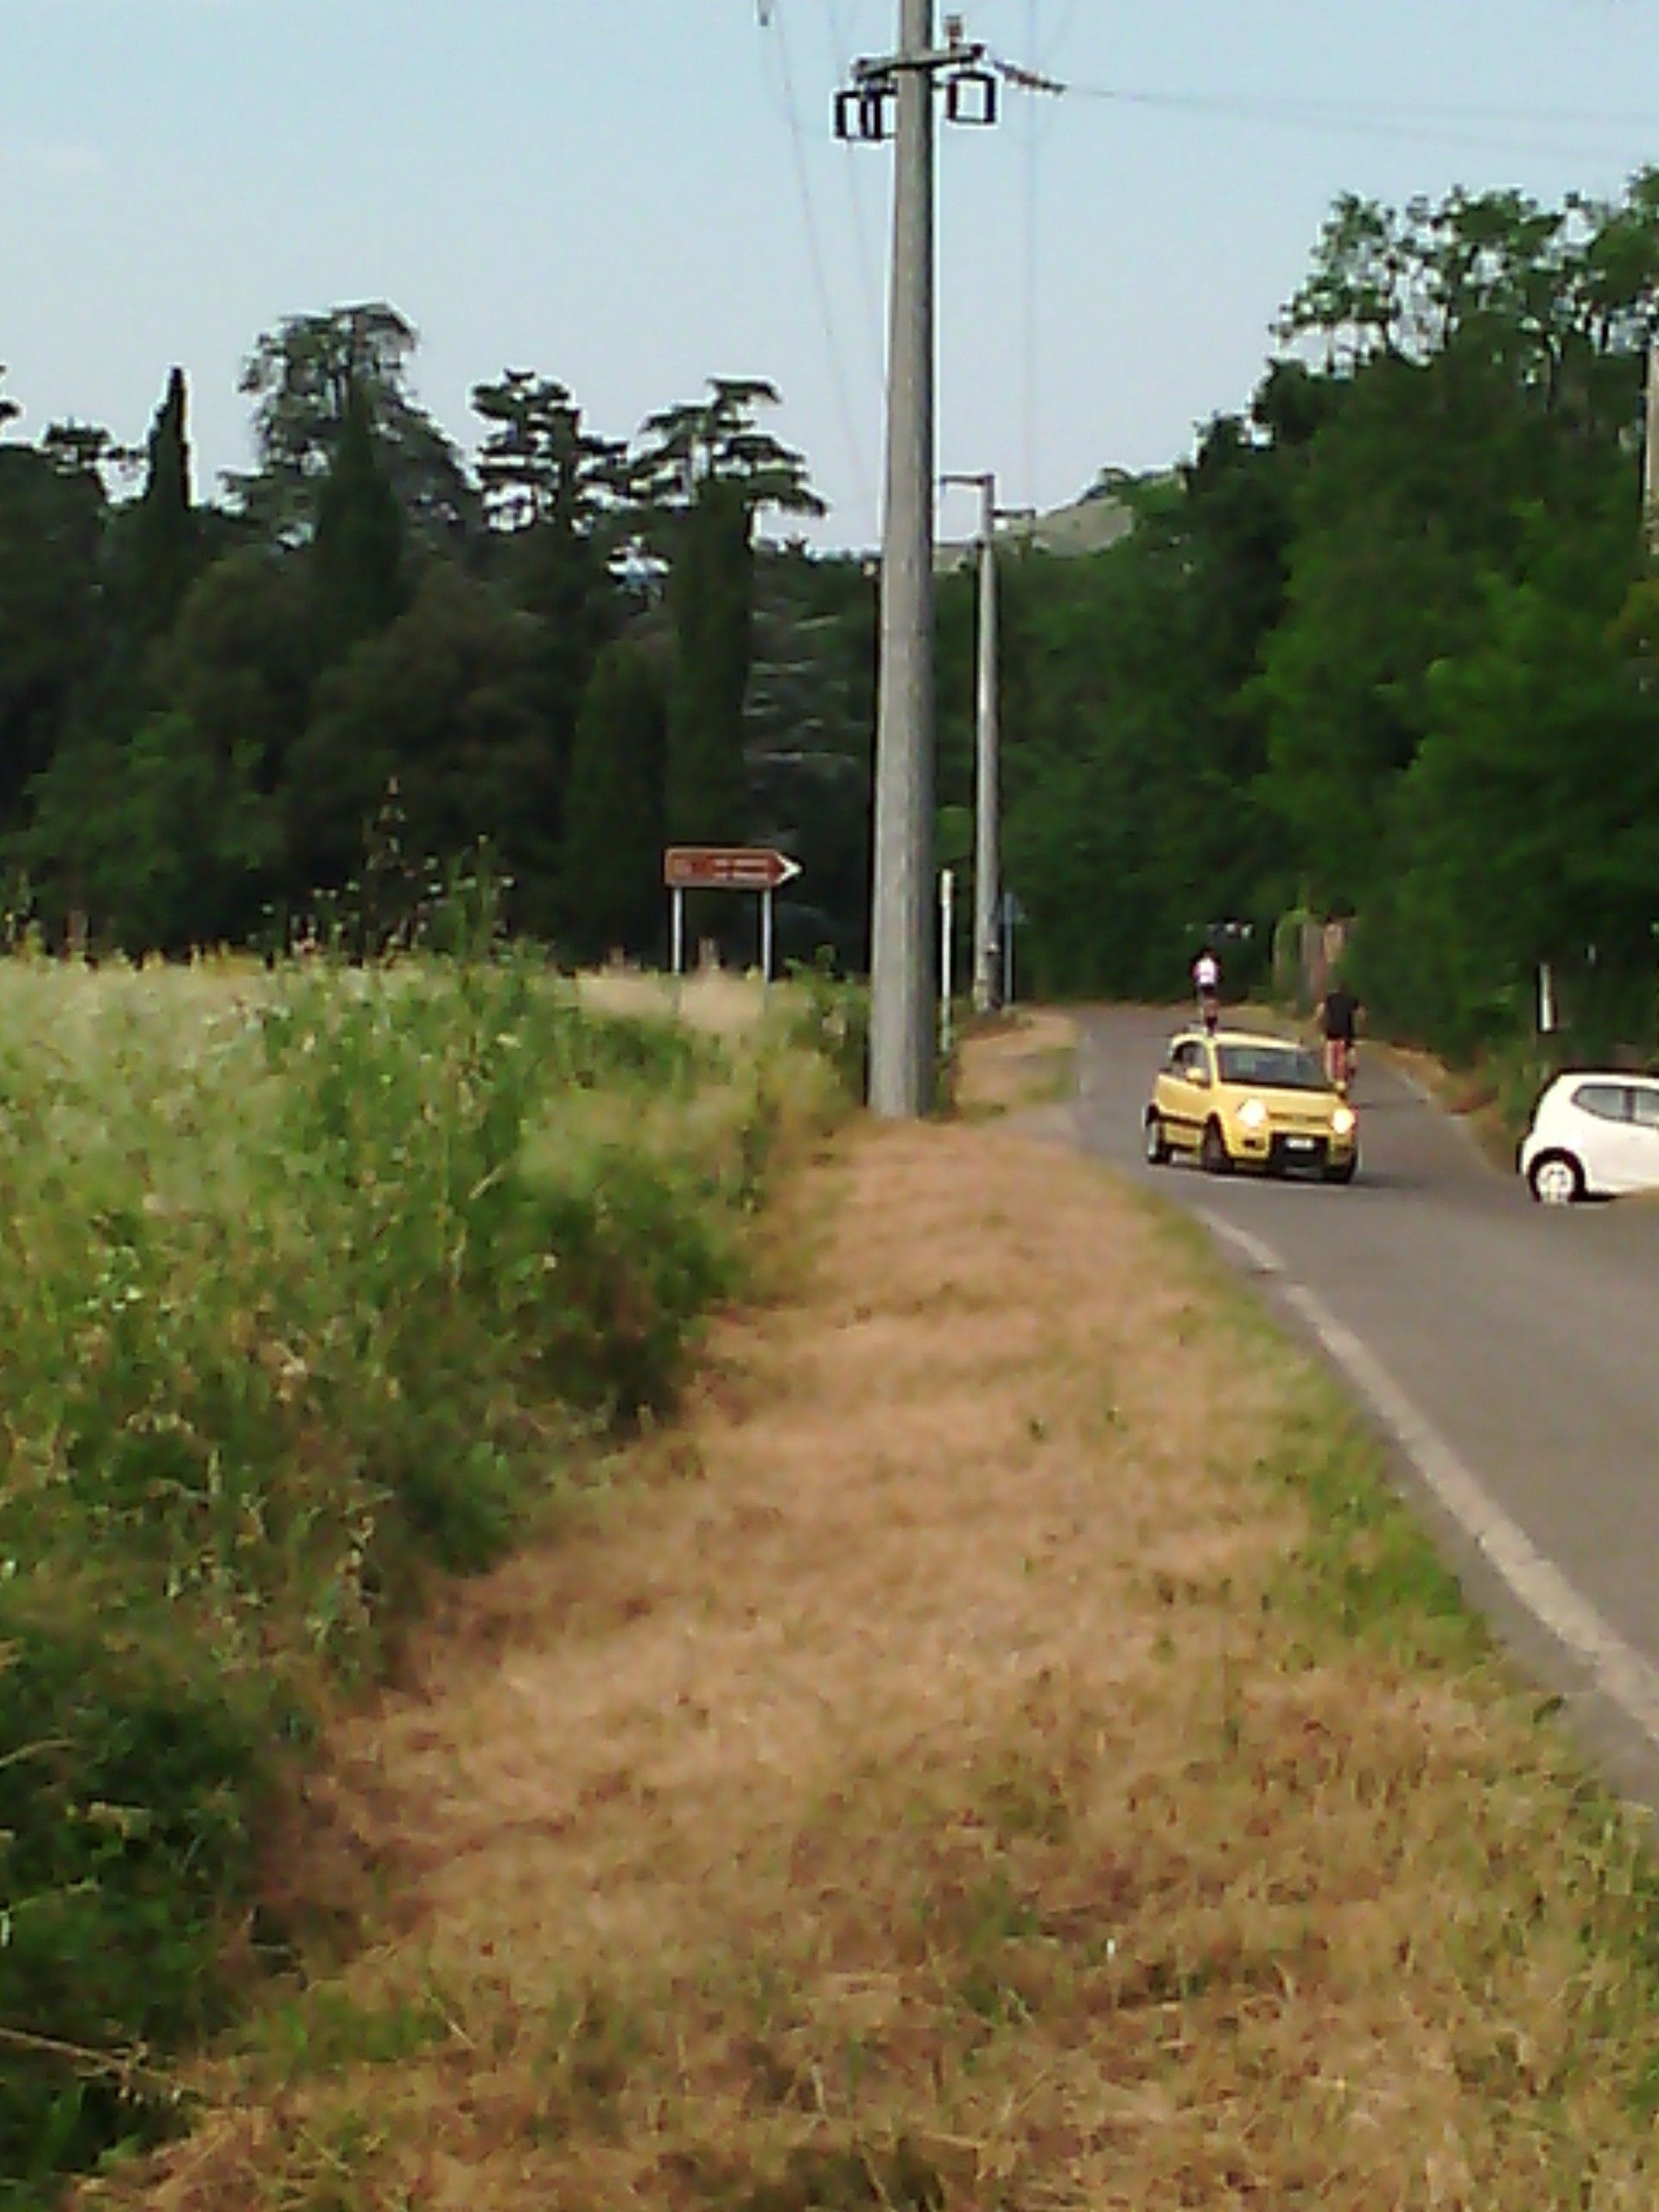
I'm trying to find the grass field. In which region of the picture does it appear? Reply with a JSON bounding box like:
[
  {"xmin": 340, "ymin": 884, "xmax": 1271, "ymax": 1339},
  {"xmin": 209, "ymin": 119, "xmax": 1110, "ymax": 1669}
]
[
  {"xmin": 67, "ymin": 1038, "xmax": 1659, "ymax": 2210},
  {"xmin": 0, "ymin": 953, "xmax": 849, "ymax": 2205}
]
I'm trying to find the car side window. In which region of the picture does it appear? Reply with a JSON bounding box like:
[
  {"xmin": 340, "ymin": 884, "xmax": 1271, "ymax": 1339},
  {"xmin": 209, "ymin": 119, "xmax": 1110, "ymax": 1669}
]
[
  {"xmin": 1573, "ymin": 1081, "xmax": 1631, "ymax": 1123},
  {"xmin": 1632, "ymin": 1087, "xmax": 1659, "ymax": 1130}
]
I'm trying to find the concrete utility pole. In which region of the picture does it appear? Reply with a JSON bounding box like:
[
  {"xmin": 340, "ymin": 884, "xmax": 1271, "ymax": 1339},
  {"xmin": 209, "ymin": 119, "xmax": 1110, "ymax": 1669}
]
[
  {"xmin": 943, "ymin": 470, "xmax": 1001, "ymax": 1014},
  {"xmin": 868, "ymin": 0, "xmax": 938, "ymax": 1116},
  {"xmin": 837, "ymin": 8, "xmax": 1000, "ymax": 1116},
  {"xmin": 1645, "ymin": 335, "xmax": 1659, "ymax": 558}
]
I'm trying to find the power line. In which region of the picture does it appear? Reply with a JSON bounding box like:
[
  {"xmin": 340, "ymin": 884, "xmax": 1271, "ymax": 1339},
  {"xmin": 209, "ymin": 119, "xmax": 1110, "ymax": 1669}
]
[
  {"xmin": 987, "ymin": 60, "xmax": 1659, "ymax": 164},
  {"xmin": 828, "ymin": 0, "xmax": 889, "ymax": 370},
  {"xmin": 758, "ymin": 2, "xmax": 877, "ymax": 520},
  {"xmin": 1021, "ymin": 0, "xmax": 1039, "ymax": 514}
]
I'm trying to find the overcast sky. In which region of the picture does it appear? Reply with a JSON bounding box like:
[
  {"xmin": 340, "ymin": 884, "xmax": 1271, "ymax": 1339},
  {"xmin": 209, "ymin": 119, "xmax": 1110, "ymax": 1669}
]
[{"xmin": 4, "ymin": 0, "xmax": 1659, "ymax": 550}]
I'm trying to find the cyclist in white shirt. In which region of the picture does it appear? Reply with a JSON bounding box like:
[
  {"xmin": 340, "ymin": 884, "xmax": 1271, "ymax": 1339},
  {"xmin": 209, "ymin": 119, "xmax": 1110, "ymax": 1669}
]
[{"xmin": 1192, "ymin": 949, "xmax": 1221, "ymax": 1033}]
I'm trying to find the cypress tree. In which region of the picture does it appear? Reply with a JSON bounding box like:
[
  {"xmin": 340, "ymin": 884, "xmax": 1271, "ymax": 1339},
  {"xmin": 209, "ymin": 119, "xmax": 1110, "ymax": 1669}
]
[
  {"xmin": 664, "ymin": 474, "xmax": 753, "ymax": 846},
  {"xmin": 559, "ymin": 639, "xmax": 667, "ymax": 960},
  {"xmin": 130, "ymin": 365, "xmax": 200, "ymax": 639},
  {"xmin": 312, "ymin": 378, "xmax": 406, "ymax": 658}
]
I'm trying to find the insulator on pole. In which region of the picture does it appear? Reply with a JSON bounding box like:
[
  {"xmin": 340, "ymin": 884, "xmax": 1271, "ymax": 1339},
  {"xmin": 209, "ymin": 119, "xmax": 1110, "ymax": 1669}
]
[{"xmin": 944, "ymin": 67, "xmax": 998, "ymax": 126}]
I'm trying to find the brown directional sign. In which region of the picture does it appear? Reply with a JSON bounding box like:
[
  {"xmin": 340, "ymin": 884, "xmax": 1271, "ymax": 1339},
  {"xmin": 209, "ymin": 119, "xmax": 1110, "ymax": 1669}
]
[{"xmin": 664, "ymin": 845, "xmax": 802, "ymax": 892}]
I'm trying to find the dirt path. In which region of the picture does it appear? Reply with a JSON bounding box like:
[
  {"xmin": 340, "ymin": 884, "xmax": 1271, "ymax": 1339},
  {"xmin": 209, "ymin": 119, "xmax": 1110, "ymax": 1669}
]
[{"xmin": 99, "ymin": 1107, "xmax": 1659, "ymax": 2210}]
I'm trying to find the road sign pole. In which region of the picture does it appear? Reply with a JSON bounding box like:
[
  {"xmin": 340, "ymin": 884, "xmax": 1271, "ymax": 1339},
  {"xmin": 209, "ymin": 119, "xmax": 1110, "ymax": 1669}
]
[
  {"xmin": 671, "ymin": 886, "xmax": 685, "ymax": 978},
  {"xmin": 761, "ymin": 886, "xmax": 774, "ymax": 987},
  {"xmin": 940, "ymin": 867, "xmax": 954, "ymax": 1059}
]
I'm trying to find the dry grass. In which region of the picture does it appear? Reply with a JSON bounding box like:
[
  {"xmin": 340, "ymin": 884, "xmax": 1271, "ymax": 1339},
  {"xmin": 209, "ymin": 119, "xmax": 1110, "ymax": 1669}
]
[
  {"xmin": 574, "ymin": 966, "xmax": 772, "ymax": 1040},
  {"xmin": 953, "ymin": 1010, "xmax": 1076, "ymax": 1123},
  {"xmin": 83, "ymin": 1111, "xmax": 1659, "ymax": 2209}
]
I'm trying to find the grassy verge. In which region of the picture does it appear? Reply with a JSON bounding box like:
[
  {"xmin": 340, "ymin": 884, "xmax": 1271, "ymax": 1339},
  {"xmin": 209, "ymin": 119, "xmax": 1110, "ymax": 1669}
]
[
  {"xmin": 0, "ymin": 955, "xmax": 844, "ymax": 2206},
  {"xmin": 72, "ymin": 1091, "xmax": 1659, "ymax": 2209},
  {"xmin": 952, "ymin": 1009, "xmax": 1077, "ymax": 1122}
]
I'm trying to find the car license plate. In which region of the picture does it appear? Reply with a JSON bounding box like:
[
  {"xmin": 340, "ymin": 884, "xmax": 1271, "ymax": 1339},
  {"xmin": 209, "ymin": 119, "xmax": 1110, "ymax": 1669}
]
[{"xmin": 1285, "ymin": 1135, "xmax": 1316, "ymax": 1152}]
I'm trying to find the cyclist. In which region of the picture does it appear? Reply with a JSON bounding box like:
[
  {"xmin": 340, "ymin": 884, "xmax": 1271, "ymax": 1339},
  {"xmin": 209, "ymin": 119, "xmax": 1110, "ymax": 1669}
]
[
  {"xmin": 1319, "ymin": 974, "xmax": 1361, "ymax": 1094},
  {"xmin": 1192, "ymin": 947, "xmax": 1221, "ymax": 1033}
]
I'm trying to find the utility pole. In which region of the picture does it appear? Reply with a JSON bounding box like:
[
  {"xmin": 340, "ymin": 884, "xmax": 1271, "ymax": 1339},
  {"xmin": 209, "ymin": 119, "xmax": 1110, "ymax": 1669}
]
[
  {"xmin": 836, "ymin": 9, "xmax": 999, "ymax": 1116},
  {"xmin": 942, "ymin": 470, "xmax": 1001, "ymax": 1014},
  {"xmin": 1645, "ymin": 334, "xmax": 1659, "ymax": 559}
]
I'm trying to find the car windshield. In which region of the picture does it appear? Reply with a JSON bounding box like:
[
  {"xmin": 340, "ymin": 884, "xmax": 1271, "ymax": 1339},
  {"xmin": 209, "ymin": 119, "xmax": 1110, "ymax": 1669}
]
[{"xmin": 1216, "ymin": 1043, "xmax": 1326, "ymax": 1092}]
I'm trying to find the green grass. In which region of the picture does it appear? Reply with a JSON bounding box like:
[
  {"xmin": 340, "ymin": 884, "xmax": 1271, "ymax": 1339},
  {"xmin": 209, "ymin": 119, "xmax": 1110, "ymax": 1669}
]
[{"xmin": 0, "ymin": 952, "xmax": 838, "ymax": 2204}]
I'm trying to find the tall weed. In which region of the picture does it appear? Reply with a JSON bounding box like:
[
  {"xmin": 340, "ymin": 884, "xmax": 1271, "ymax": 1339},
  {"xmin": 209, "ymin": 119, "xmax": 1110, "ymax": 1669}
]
[{"xmin": 0, "ymin": 956, "xmax": 830, "ymax": 2200}]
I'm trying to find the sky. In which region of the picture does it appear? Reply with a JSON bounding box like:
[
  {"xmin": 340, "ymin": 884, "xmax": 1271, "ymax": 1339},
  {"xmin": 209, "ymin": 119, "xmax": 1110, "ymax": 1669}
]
[{"xmin": 4, "ymin": 0, "xmax": 1659, "ymax": 551}]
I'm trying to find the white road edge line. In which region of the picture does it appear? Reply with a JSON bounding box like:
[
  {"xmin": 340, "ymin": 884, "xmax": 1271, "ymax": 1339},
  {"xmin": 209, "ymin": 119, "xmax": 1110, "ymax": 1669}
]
[{"xmin": 1197, "ymin": 1207, "xmax": 1659, "ymax": 1751}]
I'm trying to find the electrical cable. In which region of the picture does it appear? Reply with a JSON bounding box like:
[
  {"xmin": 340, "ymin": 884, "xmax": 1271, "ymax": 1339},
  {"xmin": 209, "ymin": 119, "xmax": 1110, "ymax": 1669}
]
[
  {"xmin": 1021, "ymin": 0, "xmax": 1039, "ymax": 515},
  {"xmin": 989, "ymin": 60, "xmax": 1659, "ymax": 167},
  {"xmin": 828, "ymin": 0, "xmax": 889, "ymax": 371},
  {"xmin": 758, "ymin": 0, "xmax": 877, "ymax": 521}
]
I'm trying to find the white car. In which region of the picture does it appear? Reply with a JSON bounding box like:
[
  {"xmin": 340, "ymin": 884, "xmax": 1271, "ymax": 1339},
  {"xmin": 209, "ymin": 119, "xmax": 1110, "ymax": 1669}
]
[{"xmin": 1519, "ymin": 1071, "xmax": 1659, "ymax": 1204}]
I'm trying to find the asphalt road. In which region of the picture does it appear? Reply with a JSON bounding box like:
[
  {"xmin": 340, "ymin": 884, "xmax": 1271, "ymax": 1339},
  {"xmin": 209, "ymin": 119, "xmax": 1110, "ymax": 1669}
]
[{"xmin": 1074, "ymin": 1007, "xmax": 1659, "ymax": 1805}]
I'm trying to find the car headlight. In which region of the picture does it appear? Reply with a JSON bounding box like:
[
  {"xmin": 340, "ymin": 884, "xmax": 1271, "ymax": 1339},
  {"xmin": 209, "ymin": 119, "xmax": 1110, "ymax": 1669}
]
[
  {"xmin": 1238, "ymin": 1096, "xmax": 1268, "ymax": 1130},
  {"xmin": 1332, "ymin": 1104, "xmax": 1357, "ymax": 1138}
]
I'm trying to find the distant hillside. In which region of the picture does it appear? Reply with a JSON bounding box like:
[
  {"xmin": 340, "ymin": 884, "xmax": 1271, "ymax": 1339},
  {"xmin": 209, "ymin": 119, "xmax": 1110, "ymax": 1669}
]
[{"xmin": 938, "ymin": 469, "xmax": 1172, "ymax": 570}]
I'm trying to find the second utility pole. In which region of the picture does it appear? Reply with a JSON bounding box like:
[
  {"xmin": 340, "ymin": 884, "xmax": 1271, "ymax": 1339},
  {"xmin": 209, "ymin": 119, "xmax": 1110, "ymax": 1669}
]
[
  {"xmin": 868, "ymin": 0, "xmax": 937, "ymax": 1116},
  {"xmin": 944, "ymin": 471, "xmax": 1001, "ymax": 1016}
]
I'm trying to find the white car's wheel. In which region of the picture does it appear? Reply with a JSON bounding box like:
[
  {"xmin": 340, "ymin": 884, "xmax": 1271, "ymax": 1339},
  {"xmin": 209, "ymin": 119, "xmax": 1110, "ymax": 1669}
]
[{"xmin": 1528, "ymin": 1151, "xmax": 1584, "ymax": 1207}]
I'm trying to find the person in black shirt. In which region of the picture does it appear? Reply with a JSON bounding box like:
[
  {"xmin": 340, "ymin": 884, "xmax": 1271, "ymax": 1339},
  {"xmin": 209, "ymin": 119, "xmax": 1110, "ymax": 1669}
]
[{"xmin": 1319, "ymin": 977, "xmax": 1360, "ymax": 1092}]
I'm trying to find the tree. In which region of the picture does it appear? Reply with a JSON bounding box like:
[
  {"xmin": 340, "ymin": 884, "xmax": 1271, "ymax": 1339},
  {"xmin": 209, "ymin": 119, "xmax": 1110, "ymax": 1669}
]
[
  {"xmin": 311, "ymin": 379, "xmax": 408, "ymax": 659},
  {"xmin": 629, "ymin": 380, "xmax": 822, "ymax": 889},
  {"xmin": 558, "ymin": 639, "xmax": 667, "ymax": 960},
  {"xmin": 159, "ymin": 544, "xmax": 316, "ymax": 798},
  {"xmin": 0, "ymin": 435, "xmax": 107, "ymax": 832},
  {"xmin": 124, "ymin": 366, "xmax": 201, "ymax": 640},
  {"xmin": 229, "ymin": 302, "xmax": 479, "ymax": 545},
  {"xmin": 471, "ymin": 370, "xmax": 629, "ymax": 861},
  {"xmin": 664, "ymin": 472, "xmax": 754, "ymax": 848},
  {"xmin": 283, "ymin": 563, "xmax": 550, "ymax": 912},
  {"xmin": 23, "ymin": 710, "xmax": 276, "ymax": 953},
  {"xmin": 744, "ymin": 543, "xmax": 875, "ymax": 966},
  {"xmin": 472, "ymin": 370, "xmax": 626, "ymax": 539}
]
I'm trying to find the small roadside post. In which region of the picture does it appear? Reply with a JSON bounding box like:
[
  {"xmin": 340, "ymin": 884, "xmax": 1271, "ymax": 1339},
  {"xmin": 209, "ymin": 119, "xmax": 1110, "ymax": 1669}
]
[
  {"xmin": 939, "ymin": 867, "xmax": 955, "ymax": 1058},
  {"xmin": 1000, "ymin": 887, "xmax": 1027, "ymax": 1007},
  {"xmin": 663, "ymin": 846, "xmax": 804, "ymax": 985}
]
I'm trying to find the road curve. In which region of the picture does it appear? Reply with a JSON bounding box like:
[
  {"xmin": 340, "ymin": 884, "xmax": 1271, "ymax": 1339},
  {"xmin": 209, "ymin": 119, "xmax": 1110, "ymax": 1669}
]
[{"xmin": 1073, "ymin": 1007, "xmax": 1659, "ymax": 1808}]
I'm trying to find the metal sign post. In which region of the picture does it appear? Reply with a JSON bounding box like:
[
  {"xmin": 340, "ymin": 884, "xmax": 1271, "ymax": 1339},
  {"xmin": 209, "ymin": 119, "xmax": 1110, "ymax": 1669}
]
[
  {"xmin": 1000, "ymin": 887, "xmax": 1026, "ymax": 1008},
  {"xmin": 663, "ymin": 847, "xmax": 803, "ymax": 982}
]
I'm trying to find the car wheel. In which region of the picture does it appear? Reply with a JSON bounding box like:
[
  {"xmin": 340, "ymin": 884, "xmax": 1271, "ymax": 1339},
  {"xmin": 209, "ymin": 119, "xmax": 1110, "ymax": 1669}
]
[
  {"xmin": 1199, "ymin": 1119, "xmax": 1231, "ymax": 1175},
  {"xmin": 1144, "ymin": 1111, "xmax": 1170, "ymax": 1166},
  {"xmin": 1529, "ymin": 1151, "xmax": 1584, "ymax": 1207},
  {"xmin": 1324, "ymin": 1153, "xmax": 1358, "ymax": 1185}
]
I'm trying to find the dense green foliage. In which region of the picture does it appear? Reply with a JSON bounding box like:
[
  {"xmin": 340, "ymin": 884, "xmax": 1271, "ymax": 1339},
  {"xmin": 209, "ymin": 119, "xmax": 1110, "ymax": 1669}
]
[
  {"xmin": 0, "ymin": 955, "xmax": 836, "ymax": 2200},
  {"xmin": 991, "ymin": 173, "xmax": 1659, "ymax": 1059},
  {"xmin": 10, "ymin": 167, "xmax": 1659, "ymax": 1045},
  {"xmin": 0, "ymin": 321, "xmax": 824, "ymax": 964}
]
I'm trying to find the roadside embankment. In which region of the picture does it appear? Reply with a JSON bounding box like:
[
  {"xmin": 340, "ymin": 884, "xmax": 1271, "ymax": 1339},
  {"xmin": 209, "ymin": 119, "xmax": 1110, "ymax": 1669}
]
[
  {"xmin": 0, "ymin": 957, "xmax": 845, "ymax": 2205},
  {"xmin": 83, "ymin": 1034, "xmax": 1659, "ymax": 2209}
]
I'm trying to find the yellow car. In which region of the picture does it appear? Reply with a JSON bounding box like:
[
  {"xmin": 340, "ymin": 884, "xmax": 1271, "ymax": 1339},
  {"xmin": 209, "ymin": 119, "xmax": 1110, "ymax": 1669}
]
[{"xmin": 1144, "ymin": 1027, "xmax": 1359, "ymax": 1183}]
